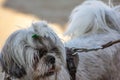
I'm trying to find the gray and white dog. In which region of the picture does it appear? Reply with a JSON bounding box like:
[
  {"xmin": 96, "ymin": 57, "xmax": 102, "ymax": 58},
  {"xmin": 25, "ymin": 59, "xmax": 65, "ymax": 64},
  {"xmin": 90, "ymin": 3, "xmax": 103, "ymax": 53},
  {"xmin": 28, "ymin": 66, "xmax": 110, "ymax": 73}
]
[
  {"xmin": 65, "ymin": 0, "xmax": 120, "ymax": 80},
  {"xmin": 0, "ymin": 21, "xmax": 70, "ymax": 80},
  {"xmin": 1, "ymin": 0, "xmax": 120, "ymax": 80}
]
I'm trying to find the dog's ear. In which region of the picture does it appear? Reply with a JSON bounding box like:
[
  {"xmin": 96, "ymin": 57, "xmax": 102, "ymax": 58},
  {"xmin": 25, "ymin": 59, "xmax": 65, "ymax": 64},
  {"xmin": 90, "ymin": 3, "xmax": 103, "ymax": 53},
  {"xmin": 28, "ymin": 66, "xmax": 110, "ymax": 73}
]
[
  {"xmin": 9, "ymin": 63, "xmax": 26, "ymax": 78},
  {"xmin": 0, "ymin": 54, "xmax": 8, "ymax": 73},
  {"xmin": 0, "ymin": 52, "xmax": 26, "ymax": 78}
]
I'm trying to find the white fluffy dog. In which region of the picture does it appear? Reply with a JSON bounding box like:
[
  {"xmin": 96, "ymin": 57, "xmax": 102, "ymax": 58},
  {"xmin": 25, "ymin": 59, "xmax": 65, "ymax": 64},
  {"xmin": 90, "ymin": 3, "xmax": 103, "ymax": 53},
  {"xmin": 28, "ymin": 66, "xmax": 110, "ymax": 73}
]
[
  {"xmin": 0, "ymin": 21, "xmax": 70, "ymax": 80},
  {"xmin": 1, "ymin": 0, "xmax": 120, "ymax": 80},
  {"xmin": 65, "ymin": 0, "xmax": 120, "ymax": 80}
]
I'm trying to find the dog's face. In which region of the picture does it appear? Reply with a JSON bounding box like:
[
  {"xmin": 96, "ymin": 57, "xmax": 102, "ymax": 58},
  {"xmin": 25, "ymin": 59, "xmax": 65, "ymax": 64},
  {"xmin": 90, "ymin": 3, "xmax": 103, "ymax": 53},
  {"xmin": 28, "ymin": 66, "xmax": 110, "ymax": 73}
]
[
  {"xmin": 0, "ymin": 21, "xmax": 66, "ymax": 80},
  {"xmin": 31, "ymin": 33, "xmax": 66, "ymax": 79}
]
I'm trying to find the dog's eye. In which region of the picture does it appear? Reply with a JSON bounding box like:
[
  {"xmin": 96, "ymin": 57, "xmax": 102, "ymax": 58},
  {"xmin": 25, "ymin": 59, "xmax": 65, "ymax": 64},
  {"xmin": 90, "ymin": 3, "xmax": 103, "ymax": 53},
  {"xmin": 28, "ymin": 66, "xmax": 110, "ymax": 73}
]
[
  {"xmin": 51, "ymin": 47, "xmax": 59, "ymax": 53},
  {"xmin": 51, "ymin": 47, "xmax": 58, "ymax": 51},
  {"xmin": 39, "ymin": 49, "xmax": 47, "ymax": 58}
]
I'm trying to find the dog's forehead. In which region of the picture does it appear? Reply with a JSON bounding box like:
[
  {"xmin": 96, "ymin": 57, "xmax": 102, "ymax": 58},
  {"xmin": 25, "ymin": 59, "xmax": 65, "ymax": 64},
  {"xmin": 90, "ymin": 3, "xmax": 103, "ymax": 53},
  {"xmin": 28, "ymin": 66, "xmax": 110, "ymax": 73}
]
[
  {"xmin": 33, "ymin": 35, "xmax": 57, "ymax": 49},
  {"xmin": 20, "ymin": 21, "xmax": 61, "ymax": 49},
  {"xmin": 30, "ymin": 21, "xmax": 56, "ymax": 37}
]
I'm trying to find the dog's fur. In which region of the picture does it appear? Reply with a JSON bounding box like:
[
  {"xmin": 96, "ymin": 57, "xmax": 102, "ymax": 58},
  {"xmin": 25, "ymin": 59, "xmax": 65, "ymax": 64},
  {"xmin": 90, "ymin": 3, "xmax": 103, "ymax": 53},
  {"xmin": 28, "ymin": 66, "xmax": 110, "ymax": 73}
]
[
  {"xmin": 1, "ymin": 0, "xmax": 120, "ymax": 80},
  {"xmin": 0, "ymin": 21, "xmax": 70, "ymax": 80},
  {"xmin": 65, "ymin": 0, "xmax": 120, "ymax": 80}
]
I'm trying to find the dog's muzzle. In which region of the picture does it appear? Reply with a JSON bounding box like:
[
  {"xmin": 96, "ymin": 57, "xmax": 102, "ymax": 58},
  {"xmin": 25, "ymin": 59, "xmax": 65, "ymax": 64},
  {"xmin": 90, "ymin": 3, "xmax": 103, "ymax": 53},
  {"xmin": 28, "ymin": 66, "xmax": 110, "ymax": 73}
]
[{"xmin": 46, "ymin": 55, "xmax": 55, "ymax": 64}]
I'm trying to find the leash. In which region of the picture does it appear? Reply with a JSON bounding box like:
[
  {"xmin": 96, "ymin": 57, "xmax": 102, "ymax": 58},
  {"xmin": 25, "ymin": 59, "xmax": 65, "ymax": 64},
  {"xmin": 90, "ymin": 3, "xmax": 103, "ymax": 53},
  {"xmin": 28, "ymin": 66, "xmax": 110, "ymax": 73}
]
[
  {"xmin": 66, "ymin": 39, "xmax": 120, "ymax": 80},
  {"xmin": 71, "ymin": 39, "xmax": 120, "ymax": 54}
]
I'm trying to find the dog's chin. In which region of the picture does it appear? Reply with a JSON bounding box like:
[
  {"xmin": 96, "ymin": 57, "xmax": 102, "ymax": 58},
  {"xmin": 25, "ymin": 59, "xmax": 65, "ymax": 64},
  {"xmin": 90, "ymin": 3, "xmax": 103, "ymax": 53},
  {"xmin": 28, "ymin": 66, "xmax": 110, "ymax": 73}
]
[
  {"xmin": 44, "ymin": 65, "xmax": 55, "ymax": 77},
  {"xmin": 37, "ymin": 64, "xmax": 57, "ymax": 78}
]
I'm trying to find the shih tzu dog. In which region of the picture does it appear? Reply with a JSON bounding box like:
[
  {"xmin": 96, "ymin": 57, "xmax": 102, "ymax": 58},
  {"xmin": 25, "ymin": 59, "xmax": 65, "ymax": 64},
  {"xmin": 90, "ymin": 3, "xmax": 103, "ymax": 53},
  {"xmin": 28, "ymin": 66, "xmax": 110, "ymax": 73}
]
[
  {"xmin": 0, "ymin": 21, "xmax": 70, "ymax": 80},
  {"xmin": 1, "ymin": 0, "xmax": 120, "ymax": 80},
  {"xmin": 65, "ymin": 0, "xmax": 120, "ymax": 80}
]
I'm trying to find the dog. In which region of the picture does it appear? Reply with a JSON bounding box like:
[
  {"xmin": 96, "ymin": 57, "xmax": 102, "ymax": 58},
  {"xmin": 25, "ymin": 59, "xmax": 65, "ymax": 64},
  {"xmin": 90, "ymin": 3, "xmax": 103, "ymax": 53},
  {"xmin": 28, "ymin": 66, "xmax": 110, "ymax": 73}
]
[
  {"xmin": 1, "ymin": 0, "xmax": 120, "ymax": 80},
  {"xmin": 65, "ymin": 0, "xmax": 120, "ymax": 80},
  {"xmin": 0, "ymin": 21, "xmax": 70, "ymax": 80}
]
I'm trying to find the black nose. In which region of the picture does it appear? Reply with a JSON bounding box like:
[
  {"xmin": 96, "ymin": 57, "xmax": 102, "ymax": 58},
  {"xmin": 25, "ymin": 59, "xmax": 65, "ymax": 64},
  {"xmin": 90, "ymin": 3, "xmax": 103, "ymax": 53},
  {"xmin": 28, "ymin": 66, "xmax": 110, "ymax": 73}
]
[{"xmin": 46, "ymin": 55, "xmax": 55, "ymax": 64}]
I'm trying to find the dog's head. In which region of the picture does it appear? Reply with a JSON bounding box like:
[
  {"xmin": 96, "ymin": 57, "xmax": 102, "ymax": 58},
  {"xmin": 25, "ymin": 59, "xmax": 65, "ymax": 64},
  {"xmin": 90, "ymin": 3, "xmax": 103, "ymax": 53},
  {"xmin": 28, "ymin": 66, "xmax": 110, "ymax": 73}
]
[{"xmin": 0, "ymin": 21, "xmax": 66, "ymax": 79}]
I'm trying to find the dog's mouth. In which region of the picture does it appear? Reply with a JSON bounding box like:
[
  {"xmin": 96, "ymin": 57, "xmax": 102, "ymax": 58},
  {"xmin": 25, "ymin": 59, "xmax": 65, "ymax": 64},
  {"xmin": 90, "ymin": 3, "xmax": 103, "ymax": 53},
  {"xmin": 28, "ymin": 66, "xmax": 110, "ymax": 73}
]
[
  {"xmin": 33, "ymin": 65, "xmax": 56, "ymax": 79},
  {"xmin": 44, "ymin": 65, "xmax": 55, "ymax": 77},
  {"xmin": 48, "ymin": 65, "xmax": 55, "ymax": 73}
]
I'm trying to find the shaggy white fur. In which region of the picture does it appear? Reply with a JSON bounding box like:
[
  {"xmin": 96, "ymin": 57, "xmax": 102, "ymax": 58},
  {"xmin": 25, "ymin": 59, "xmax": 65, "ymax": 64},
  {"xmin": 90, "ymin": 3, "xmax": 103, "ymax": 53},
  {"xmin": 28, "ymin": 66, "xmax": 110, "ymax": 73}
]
[
  {"xmin": 65, "ymin": 0, "xmax": 120, "ymax": 49},
  {"xmin": 1, "ymin": 0, "xmax": 120, "ymax": 80},
  {"xmin": 65, "ymin": 0, "xmax": 120, "ymax": 38},
  {"xmin": 65, "ymin": 0, "xmax": 120, "ymax": 80},
  {"xmin": 0, "ymin": 21, "xmax": 70, "ymax": 80}
]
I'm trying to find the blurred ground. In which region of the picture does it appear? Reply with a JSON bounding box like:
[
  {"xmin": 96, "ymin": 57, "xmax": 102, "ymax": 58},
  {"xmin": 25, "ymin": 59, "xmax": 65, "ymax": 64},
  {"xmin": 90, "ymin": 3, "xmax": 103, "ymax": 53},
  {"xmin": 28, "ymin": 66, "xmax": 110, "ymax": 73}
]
[{"xmin": 0, "ymin": 0, "xmax": 120, "ymax": 79}]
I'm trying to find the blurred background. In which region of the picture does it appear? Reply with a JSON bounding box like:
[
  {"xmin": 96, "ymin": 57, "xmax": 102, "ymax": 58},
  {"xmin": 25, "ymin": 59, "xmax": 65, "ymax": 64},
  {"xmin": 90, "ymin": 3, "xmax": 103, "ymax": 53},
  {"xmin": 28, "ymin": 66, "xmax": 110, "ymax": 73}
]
[{"xmin": 0, "ymin": 0, "xmax": 120, "ymax": 48}]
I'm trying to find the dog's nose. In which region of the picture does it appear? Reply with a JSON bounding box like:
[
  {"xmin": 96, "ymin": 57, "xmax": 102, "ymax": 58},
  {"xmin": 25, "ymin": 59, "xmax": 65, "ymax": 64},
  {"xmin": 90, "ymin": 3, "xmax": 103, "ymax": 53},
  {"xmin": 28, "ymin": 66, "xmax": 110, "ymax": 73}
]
[{"xmin": 46, "ymin": 55, "xmax": 55, "ymax": 64}]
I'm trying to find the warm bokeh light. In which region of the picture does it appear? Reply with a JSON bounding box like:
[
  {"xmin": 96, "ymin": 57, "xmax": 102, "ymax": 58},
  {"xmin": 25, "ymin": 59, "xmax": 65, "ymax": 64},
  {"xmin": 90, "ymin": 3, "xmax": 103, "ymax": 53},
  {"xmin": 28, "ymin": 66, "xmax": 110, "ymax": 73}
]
[
  {"xmin": 0, "ymin": 0, "xmax": 66, "ymax": 48},
  {"xmin": 0, "ymin": 7, "xmax": 38, "ymax": 48}
]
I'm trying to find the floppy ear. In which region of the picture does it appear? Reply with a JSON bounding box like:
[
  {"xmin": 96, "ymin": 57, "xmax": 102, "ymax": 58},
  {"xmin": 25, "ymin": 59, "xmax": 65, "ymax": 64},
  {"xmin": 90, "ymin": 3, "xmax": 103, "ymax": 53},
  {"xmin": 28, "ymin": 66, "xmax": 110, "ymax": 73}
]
[
  {"xmin": 8, "ymin": 62, "xmax": 26, "ymax": 78},
  {"xmin": 0, "ymin": 54, "xmax": 26, "ymax": 78},
  {"xmin": 0, "ymin": 54, "xmax": 7, "ymax": 73}
]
